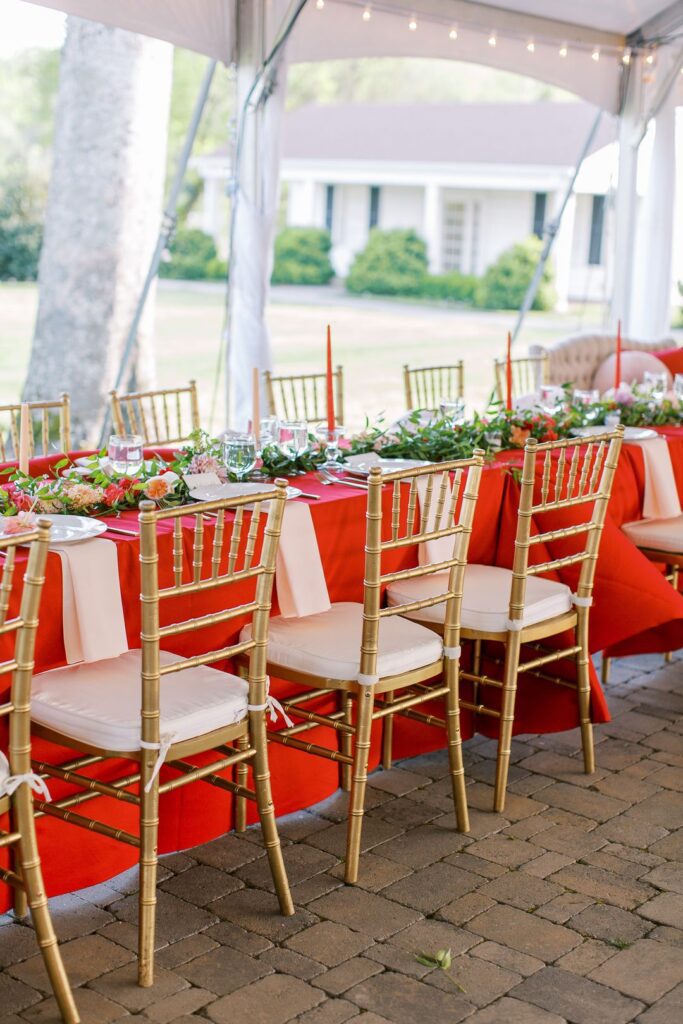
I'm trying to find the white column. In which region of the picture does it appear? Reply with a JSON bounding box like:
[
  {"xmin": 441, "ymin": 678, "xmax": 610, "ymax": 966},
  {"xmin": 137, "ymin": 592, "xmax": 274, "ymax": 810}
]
[
  {"xmin": 630, "ymin": 86, "xmax": 677, "ymax": 340},
  {"xmin": 423, "ymin": 183, "xmax": 442, "ymax": 274},
  {"xmin": 610, "ymin": 61, "xmax": 643, "ymax": 333},
  {"xmin": 552, "ymin": 190, "xmax": 576, "ymax": 313}
]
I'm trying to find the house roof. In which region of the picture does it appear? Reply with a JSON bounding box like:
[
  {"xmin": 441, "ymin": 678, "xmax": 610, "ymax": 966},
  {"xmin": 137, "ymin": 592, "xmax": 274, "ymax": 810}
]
[{"xmin": 280, "ymin": 102, "xmax": 616, "ymax": 167}]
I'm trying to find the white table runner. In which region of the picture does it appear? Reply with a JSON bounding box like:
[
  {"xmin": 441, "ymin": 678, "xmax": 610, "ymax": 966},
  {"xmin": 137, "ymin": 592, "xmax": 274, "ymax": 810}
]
[
  {"xmin": 275, "ymin": 502, "xmax": 331, "ymax": 618},
  {"xmin": 54, "ymin": 539, "xmax": 128, "ymax": 664},
  {"xmin": 629, "ymin": 437, "xmax": 682, "ymax": 520}
]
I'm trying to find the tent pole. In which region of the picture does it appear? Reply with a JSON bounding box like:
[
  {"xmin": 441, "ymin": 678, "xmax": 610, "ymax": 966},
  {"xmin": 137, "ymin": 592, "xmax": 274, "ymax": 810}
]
[
  {"xmin": 97, "ymin": 57, "xmax": 217, "ymax": 448},
  {"xmin": 511, "ymin": 109, "xmax": 603, "ymax": 344}
]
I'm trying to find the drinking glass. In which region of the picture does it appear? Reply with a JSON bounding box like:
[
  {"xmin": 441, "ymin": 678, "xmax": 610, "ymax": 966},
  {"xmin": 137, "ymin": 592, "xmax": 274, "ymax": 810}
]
[
  {"xmin": 278, "ymin": 420, "xmax": 308, "ymax": 460},
  {"xmin": 259, "ymin": 416, "xmax": 279, "ymax": 452},
  {"xmin": 539, "ymin": 385, "xmax": 563, "ymax": 412},
  {"xmin": 674, "ymin": 374, "xmax": 683, "ymax": 401},
  {"xmin": 643, "ymin": 371, "xmax": 667, "ymax": 401},
  {"xmin": 224, "ymin": 433, "xmax": 257, "ymax": 482},
  {"xmin": 108, "ymin": 434, "xmax": 143, "ymax": 476},
  {"xmin": 438, "ymin": 397, "xmax": 466, "ymax": 424},
  {"xmin": 604, "ymin": 412, "xmax": 621, "ymax": 429},
  {"xmin": 316, "ymin": 425, "xmax": 345, "ymax": 469},
  {"xmin": 484, "ymin": 431, "xmax": 503, "ymax": 453}
]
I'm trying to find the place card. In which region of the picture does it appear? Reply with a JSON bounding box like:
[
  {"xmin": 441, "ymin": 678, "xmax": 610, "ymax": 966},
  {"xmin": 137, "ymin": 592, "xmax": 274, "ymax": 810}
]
[{"xmin": 182, "ymin": 472, "xmax": 222, "ymax": 489}]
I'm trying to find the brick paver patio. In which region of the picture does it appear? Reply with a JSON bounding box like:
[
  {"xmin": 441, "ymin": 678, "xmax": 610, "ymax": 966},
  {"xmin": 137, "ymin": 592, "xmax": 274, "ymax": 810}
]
[{"xmin": 2, "ymin": 651, "xmax": 682, "ymax": 1023}]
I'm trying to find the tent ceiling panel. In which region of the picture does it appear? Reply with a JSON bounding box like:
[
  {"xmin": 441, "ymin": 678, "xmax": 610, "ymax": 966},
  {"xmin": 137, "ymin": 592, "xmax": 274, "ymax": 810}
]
[{"xmin": 472, "ymin": 0, "xmax": 677, "ymax": 35}]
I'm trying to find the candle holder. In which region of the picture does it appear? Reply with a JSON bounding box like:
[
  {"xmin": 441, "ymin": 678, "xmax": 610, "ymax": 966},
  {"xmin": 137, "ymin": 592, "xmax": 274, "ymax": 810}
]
[{"xmin": 316, "ymin": 425, "xmax": 346, "ymax": 470}]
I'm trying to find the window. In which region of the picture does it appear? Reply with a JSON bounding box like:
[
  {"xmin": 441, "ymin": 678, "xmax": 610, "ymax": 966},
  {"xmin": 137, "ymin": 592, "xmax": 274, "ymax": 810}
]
[
  {"xmin": 588, "ymin": 194, "xmax": 605, "ymax": 265},
  {"xmin": 368, "ymin": 186, "xmax": 380, "ymax": 229},
  {"xmin": 533, "ymin": 192, "xmax": 547, "ymax": 238},
  {"xmin": 442, "ymin": 200, "xmax": 466, "ymax": 271},
  {"xmin": 325, "ymin": 185, "xmax": 334, "ymax": 232}
]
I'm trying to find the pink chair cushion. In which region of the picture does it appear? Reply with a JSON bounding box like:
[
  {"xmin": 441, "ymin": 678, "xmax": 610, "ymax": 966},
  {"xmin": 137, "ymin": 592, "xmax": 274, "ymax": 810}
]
[{"xmin": 593, "ymin": 351, "xmax": 673, "ymax": 392}]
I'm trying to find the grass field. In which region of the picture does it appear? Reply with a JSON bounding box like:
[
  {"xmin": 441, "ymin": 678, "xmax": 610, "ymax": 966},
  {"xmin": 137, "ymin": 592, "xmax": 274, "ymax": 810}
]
[{"xmin": 1, "ymin": 281, "xmax": 609, "ymax": 432}]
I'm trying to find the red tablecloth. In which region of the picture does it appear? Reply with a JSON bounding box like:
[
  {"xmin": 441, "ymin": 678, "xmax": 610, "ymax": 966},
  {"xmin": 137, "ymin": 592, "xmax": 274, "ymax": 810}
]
[{"xmin": 1, "ymin": 434, "xmax": 682, "ymax": 905}]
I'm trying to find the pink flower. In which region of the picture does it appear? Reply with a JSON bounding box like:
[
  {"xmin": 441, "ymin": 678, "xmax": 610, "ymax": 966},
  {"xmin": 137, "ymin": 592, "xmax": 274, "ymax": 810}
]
[
  {"xmin": 103, "ymin": 483, "xmax": 125, "ymax": 506},
  {"xmin": 187, "ymin": 453, "xmax": 222, "ymax": 476}
]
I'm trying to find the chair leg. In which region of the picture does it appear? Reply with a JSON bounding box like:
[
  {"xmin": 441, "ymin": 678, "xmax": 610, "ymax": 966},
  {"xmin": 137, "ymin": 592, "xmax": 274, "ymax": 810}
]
[
  {"xmin": 138, "ymin": 775, "xmax": 160, "ymax": 987},
  {"xmin": 444, "ymin": 654, "xmax": 469, "ymax": 833},
  {"xmin": 664, "ymin": 565, "xmax": 677, "ymax": 663},
  {"xmin": 341, "ymin": 693, "xmax": 353, "ymax": 792},
  {"xmin": 494, "ymin": 634, "xmax": 521, "ymax": 813},
  {"xmin": 601, "ymin": 655, "xmax": 611, "ymax": 684},
  {"xmin": 472, "ymin": 638, "xmax": 482, "ymax": 707},
  {"xmin": 15, "ymin": 794, "xmax": 80, "ymax": 1022},
  {"xmin": 381, "ymin": 689, "xmax": 394, "ymax": 771},
  {"xmin": 250, "ymin": 712, "xmax": 294, "ymax": 917},
  {"xmin": 235, "ymin": 733, "xmax": 249, "ymax": 832},
  {"xmin": 10, "ymin": 806, "xmax": 28, "ymax": 920},
  {"xmin": 576, "ymin": 615, "xmax": 595, "ymax": 774},
  {"xmin": 345, "ymin": 685, "xmax": 374, "ymax": 884}
]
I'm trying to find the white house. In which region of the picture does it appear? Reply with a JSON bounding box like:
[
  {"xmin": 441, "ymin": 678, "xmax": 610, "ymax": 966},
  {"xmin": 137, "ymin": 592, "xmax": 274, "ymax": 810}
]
[{"xmin": 192, "ymin": 101, "xmax": 681, "ymax": 311}]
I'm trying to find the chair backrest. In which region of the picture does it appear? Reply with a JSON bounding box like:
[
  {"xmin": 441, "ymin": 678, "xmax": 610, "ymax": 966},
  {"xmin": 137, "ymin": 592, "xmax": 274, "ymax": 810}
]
[
  {"xmin": 0, "ymin": 396, "xmax": 71, "ymax": 461},
  {"xmin": 110, "ymin": 381, "xmax": 200, "ymax": 446},
  {"xmin": 403, "ymin": 362, "xmax": 465, "ymax": 409},
  {"xmin": 508, "ymin": 428, "xmax": 624, "ymax": 624},
  {"xmin": 359, "ymin": 455, "xmax": 484, "ymax": 678},
  {"xmin": 264, "ymin": 368, "xmax": 344, "ymax": 425},
  {"xmin": 137, "ymin": 482, "xmax": 288, "ymax": 749},
  {"xmin": 529, "ymin": 333, "xmax": 673, "ymax": 391},
  {"xmin": 493, "ymin": 355, "xmax": 549, "ymax": 403},
  {"xmin": 0, "ymin": 522, "xmax": 51, "ymax": 780}
]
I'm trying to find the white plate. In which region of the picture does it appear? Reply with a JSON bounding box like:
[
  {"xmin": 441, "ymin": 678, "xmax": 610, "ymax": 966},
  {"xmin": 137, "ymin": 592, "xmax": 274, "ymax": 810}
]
[
  {"xmin": 67, "ymin": 456, "xmax": 157, "ymax": 478},
  {"xmin": 189, "ymin": 482, "xmax": 302, "ymax": 502},
  {"xmin": 570, "ymin": 426, "xmax": 658, "ymax": 441},
  {"xmin": 344, "ymin": 454, "xmax": 432, "ymax": 477},
  {"xmin": 0, "ymin": 514, "xmax": 107, "ymax": 546}
]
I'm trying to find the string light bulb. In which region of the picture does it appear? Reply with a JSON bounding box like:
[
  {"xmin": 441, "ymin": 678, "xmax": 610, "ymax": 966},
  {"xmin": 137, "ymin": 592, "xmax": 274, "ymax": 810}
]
[
  {"xmin": 315, "ymin": 0, "xmax": 324, "ymax": 8},
  {"xmin": 559, "ymin": 43, "xmax": 568, "ymax": 57},
  {"xmin": 362, "ymin": 6, "xmax": 371, "ymax": 21},
  {"xmin": 449, "ymin": 27, "xmax": 458, "ymax": 40},
  {"xmin": 408, "ymin": 17, "xmax": 417, "ymax": 31},
  {"xmin": 526, "ymin": 40, "xmax": 535, "ymax": 53},
  {"xmin": 591, "ymin": 48, "xmax": 600, "ymax": 61},
  {"xmin": 645, "ymin": 51, "xmax": 655, "ymax": 65},
  {"xmin": 621, "ymin": 48, "xmax": 631, "ymax": 64},
  {"xmin": 488, "ymin": 33, "xmax": 497, "ymax": 47}
]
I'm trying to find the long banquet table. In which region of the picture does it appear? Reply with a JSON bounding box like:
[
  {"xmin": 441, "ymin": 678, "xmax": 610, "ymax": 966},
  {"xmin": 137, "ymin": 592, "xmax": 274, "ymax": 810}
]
[{"xmin": 1, "ymin": 431, "xmax": 682, "ymax": 907}]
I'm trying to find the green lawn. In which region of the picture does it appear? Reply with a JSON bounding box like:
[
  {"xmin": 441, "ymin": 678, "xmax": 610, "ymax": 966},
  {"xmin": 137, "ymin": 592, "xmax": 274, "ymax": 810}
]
[{"xmin": 1, "ymin": 282, "xmax": 607, "ymax": 432}]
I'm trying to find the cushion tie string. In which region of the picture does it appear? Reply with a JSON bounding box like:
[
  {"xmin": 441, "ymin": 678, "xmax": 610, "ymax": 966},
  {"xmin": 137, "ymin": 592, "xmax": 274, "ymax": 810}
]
[
  {"xmin": 443, "ymin": 645, "xmax": 462, "ymax": 660},
  {"xmin": 357, "ymin": 673, "xmax": 380, "ymax": 687},
  {"xmin": 140, "ymin": 733, "xmax": 176, "ymax": 793},
  {"xmin": 248, "ymin": 676, "xmax": 294, "ymax": 727},
  {"xmin": 572, "ymin": 594, "xmax": 593, "ymax": 608},
  {"xmin": 0, "ymin": 751, "xmax": 51, "ymax": 802},
  {"xmin": 505, "ymin": 619, "xmax": 524, "ymax": 632}
]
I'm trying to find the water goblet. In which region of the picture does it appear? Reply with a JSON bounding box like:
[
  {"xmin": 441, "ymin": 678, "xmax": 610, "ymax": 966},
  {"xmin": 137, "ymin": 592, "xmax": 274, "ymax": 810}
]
[
  {"xmin": 438, "ymin": 397, "xmax": 466, "ymax": 424},
  {"xmin": 278, "ymin": 420, "xmax": 308, "ymax": 461},
  {"xmin": 604, "ymin": 412, "xmax": 621, "ymax": 430},
  {"xmin": 538, "ymin": 385, "xmax": 562, "ymax": 413},
  {"xmin": 674, "ymin": 374, "xmax": 683, "ymax": 401},
  {"xmin": 224, "ymin": 433, "xmax": 257, "ymax": 482},
  {"xmin": 316, "ymin": 424, "xmax": 346, "ymax": 470},
  {"xmin": 643, "ymin": 371, "xmax": 667, "ymax": 402},
  {"xmin": 108, "ymin": 433, "xmax": 143, "ymax": 476}
]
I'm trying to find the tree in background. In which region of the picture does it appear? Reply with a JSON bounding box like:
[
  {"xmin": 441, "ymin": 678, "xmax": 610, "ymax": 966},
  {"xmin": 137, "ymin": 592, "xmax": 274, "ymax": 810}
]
[{"xmin": 22, "ymin": 17, "xmax": 172, "ymax": 445}]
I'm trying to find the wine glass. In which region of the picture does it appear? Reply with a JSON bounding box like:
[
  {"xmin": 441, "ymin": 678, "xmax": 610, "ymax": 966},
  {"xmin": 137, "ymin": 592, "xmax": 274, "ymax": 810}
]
[
  {"xmin": 438, "ymin": 398, "xmax": 466, "ymax": 424},
  {"xmin": 258, "ymin": 416, "xmax": 279, "ymax": 453},
  {"xmin": 278, "ymin": 420, "xmax": 308, "ymax": 460},
  {"xmin": 316, "ymin": 424, "xmax": 345, "ymax": 469},
  {"xmin": 673, "ymin": 374, "xmax": 683, "ymax": 401},
  {"xmin": 224, "ymin": 433, "xmax": 257, "ymax": 482},
  {"xmin": 108, "ymin": 434, "xmax": 143, "ymax": 476},
  {"xmin": 643, "ymin": 371, "xmax": 667, "ymax": 401}
]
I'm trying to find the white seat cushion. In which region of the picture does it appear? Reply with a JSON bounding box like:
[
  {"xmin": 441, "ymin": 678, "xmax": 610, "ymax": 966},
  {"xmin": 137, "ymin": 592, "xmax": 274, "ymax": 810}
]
[
  {"xmin": 386, "ymin": 564, "xmax": 573, "ymax": 633},
  {"xmin": 622, "ymin": 515, "xmax": 683, "ymax": 554},
  {"xmin": 32, "ymin": 650, "xmax": 248, "ymax": 751},
  {"xmin": 240, "ymin": 602, "xmax": 442, "ymax": 681}
]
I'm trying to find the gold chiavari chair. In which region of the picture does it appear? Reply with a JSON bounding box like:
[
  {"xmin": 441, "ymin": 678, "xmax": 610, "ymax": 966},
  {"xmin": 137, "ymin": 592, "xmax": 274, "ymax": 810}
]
[
  {"xmin": 0, "ymin": 395, "xmax": 71, "ymax": 461},
  {"xmin": 386, "ymin": 428, "xmax": 624, "ymax": 811},
  {"xmin": 602, "ymin": 518, "xmax": 683, "ymax": 681},
  {"xmin": 110, "ymin": 381, "xmax": 200, "ymax": 446},
  {"xmin": 239, "ymin": 455, "xmax": 484, "ymax": 882},
  {"xmin": 403, "ymin": 361, "xmax": 465, "ymax": 410},
  {"xmin": 263, "ymin": 368, "xmax": 344, "ymax": 424},
  {"xmin": 29, "ymin": 483, "xmax": 293, "ymax": 987},
  {"xmin": 493, "ymin": 353, "xmax": 550, "ymax": 404},
  {"xmin": 1, "ymin": 522, "xmax": 80, "ymax": 1023}
]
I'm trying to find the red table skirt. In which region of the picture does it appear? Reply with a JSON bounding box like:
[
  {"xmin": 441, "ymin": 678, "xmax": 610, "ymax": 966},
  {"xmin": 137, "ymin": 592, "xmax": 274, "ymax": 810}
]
[{"xmin": 1, "ymin": 432, "xmax": 681, "ymax": 906}]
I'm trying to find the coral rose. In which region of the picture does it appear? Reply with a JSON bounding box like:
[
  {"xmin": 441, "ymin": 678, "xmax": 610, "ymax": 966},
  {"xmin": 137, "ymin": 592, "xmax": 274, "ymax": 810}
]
[{"xmin": 510, "ymin": 426, "xmax": 531, "ymax": 447}]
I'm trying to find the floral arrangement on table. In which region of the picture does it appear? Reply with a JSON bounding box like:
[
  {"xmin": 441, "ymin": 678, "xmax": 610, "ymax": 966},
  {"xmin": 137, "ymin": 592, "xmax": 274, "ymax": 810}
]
[
  {"xmin": 555, "ymin": 383, "xmax": 682, "ymax": 430},
  {"xmin": 169, "ymin": 430, "xmax": 329, "ymax": 480}
]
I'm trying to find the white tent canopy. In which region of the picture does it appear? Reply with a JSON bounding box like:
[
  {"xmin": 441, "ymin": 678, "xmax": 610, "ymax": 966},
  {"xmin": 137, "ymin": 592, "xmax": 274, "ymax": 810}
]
[{"xmin": 22, "ymin": 0, "xmax": 683, "ymax": 423}]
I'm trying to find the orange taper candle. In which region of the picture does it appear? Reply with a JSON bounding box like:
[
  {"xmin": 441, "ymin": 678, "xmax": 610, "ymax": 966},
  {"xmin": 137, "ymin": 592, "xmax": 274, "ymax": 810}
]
[
  {"xmin": 326, "ymin": 324, "xmax": 335, "ymax": 431},
  {"xmin": 615, "ymin": 319, "xmax": 622, "ymax": 391},
  {"xmin": 506, "ymin": 331, "xmax": 513, "ymax": 411}
]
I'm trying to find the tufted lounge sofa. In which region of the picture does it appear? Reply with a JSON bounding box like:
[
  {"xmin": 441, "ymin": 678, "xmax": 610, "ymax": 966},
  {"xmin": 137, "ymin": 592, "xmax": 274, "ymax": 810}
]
[{"xmin": 529, "ymin": 332, "xmax": 676, "ymax": 390}]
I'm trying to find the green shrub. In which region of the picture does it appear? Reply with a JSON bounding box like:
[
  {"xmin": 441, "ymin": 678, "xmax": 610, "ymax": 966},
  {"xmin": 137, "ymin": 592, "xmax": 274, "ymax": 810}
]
[
  {"xmin": 0, "ymin": 181, "xmax": 43, "ymax": 281},
  {"xmin": 474, "ymin": 235, "xmax": 555, "ymax": 311},
  {"xmin": 420, "ymin": 271, "xmax": 479, "ymax": 303},
  {"xmin": 346, "ymin": 229, "xmax": 428, "ymax": 296},
  {"xmin": 160, "ymin": 227, "xmax": 220, "ymax": 280},
  {"xmin": 271, "ymin": 227, "xmax": 334, "ymax": 285}
]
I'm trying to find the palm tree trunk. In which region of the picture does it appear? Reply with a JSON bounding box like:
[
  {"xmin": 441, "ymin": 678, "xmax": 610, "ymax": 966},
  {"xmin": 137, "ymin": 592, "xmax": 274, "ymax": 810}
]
[{"xmin": 23, "ymin": 17, "xmax": 172, "ymax": 447}]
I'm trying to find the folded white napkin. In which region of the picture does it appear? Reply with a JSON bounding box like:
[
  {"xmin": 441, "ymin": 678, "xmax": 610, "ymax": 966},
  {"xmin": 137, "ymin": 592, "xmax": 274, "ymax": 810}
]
[
  {"xmin": 630, "ymin": 436, "xmax": 682, "ymax": 520},
  {"xmin": 275, "ymin": 502, "xmax": 331, "ymax": 618},
  {"xmin": 53, "ymin": 539, "xmax": 128, "ymax": 664}
]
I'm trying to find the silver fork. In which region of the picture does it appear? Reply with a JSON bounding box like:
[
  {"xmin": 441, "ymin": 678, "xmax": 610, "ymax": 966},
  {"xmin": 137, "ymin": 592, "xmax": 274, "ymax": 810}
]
[{"xmin": 317, "ymin": 469, "xmax": 368, "ymax": 490}]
